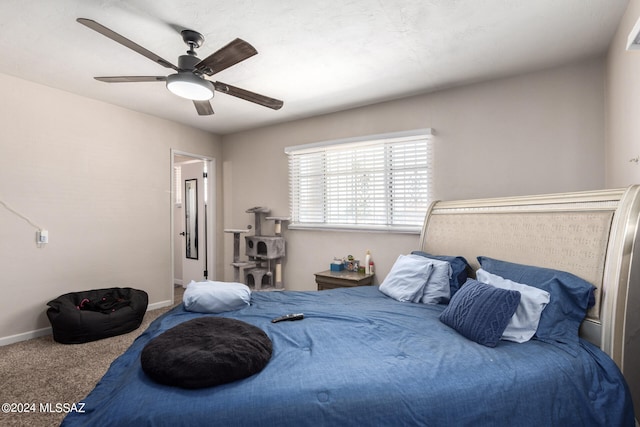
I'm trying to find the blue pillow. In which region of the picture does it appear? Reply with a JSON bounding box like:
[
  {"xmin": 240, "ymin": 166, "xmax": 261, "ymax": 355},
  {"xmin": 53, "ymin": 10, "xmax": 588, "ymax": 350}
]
[
  {"xmin": 411, "ymin": 251, "xmax": 470, "ymax": 296},
  {"xmin": 477, "ymin": 256, "xmax": 595, "ymax": 354},
  {"xmin": 183, "ymin": 281, "xmax": 251, "ymax": 313},
  {"xmin": 439, "ymin": 279, "xmax": 520, "ymax": 347}
]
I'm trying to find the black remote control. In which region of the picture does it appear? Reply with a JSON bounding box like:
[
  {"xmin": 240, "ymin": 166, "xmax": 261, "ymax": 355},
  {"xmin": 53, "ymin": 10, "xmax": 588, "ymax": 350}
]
[{"xmin": 271, "ymin": 313, "xmax": 304, "ymax": 323}]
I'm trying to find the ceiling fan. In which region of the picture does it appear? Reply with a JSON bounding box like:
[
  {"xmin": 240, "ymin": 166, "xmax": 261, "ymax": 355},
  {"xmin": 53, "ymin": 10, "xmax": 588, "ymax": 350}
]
[{"xmin": 77, "ymin": 18, "xmax": 283, "ymax": 116}]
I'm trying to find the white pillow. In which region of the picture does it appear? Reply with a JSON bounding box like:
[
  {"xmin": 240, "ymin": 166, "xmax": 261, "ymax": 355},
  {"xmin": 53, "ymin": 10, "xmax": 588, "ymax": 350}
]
[
  {"xmin": 379, "ymin": 255, "xmax": 433, "ymax": 302},
  {"xmin": 476, "ymin": 268, "xmax": 550, "ymax": 343},
  {"xmin": 416, "ymin": 256, "xmax": 451, "ymax": 304},
  {"xmin": 183, "ymin": 281, "xmax": 251, "ymax": 313}
]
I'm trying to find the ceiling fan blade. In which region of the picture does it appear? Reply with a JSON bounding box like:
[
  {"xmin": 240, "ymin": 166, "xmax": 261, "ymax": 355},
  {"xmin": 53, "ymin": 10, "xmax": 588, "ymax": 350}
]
[
  {"xmin": 77, "ymin": 18, "xmax": 179, "ymax": 71},
  {"xmin": 193, "ymin": 100, "xmax": 214, "ymax": 116},
  {"xmin": 213, "ymin": 81, "xmax": 283, "ymax": 110},
  {"xmin": 195, "ymin": 38, "xmax": 258, "ymax": 76},
  {"xmin": 95, "ymin": 76, "xmax": 167, "ymax": 83}
]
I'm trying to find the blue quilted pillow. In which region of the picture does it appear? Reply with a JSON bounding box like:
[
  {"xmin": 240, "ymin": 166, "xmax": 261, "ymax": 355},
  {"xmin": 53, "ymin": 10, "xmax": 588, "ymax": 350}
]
[{"xmin": 439, "ymin": 279, "xmax": 521, "ymax": 347}]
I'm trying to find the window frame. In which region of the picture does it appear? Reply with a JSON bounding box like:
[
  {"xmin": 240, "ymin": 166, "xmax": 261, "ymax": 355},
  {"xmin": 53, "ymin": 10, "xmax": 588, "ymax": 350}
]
[{"xmin": 284, "ymin": 129, "xmax": 433, "ymax": 233}]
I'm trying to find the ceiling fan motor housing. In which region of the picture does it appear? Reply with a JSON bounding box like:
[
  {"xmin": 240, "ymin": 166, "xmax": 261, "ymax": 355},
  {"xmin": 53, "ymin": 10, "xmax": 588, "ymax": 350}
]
[{"xmin": 178, "ymin": 54, "xmax": 201, "ymax": 71}]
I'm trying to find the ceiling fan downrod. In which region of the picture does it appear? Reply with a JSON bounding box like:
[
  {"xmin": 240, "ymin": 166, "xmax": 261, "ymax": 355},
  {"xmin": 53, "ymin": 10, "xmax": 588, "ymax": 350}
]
[{"xmin": 182, "ymin": 30, "xmax": 204, "ymax": 55}]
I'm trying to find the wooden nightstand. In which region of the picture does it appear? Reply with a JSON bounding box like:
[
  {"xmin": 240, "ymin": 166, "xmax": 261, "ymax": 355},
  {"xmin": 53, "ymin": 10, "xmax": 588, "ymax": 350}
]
[{"xmin": 314, "ymin": 270, "xmax": 375, "ymax": 290}]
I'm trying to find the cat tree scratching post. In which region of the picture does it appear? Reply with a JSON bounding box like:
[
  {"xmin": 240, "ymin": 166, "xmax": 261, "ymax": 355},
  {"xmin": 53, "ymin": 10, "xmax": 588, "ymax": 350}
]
[
  {"xmin": 243, "ymin": 208, "xmax": 288, "ymax": 290},
  {"xmin": 223, "ymin": 228, "xmax": 253, "ymax": 282},
  {"xmin": 226, "ymin": 208, "xmax": 289, "ymax": 290},
  {"xmin": 266, "ymin": 216, "xmax": 289, "ymax": 288}
]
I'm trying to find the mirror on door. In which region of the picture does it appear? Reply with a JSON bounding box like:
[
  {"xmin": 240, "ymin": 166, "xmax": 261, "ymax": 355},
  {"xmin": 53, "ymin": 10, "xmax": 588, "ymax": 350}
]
[{"xmin": 185, "ymin": 178, "xmax": 198, "ymax": 259}]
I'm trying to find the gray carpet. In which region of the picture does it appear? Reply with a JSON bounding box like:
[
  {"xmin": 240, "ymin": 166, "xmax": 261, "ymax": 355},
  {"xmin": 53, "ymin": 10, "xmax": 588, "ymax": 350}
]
[{"xmin": 0, "ymin": 287, "xmax": 183, "ymax": 427}]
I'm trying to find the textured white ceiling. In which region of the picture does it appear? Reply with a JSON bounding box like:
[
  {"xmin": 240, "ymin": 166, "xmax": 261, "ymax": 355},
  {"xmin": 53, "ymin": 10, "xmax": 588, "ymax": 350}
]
[{"xmin": 0, "ymin": 0, "xmax": 629, "ymax": 135}]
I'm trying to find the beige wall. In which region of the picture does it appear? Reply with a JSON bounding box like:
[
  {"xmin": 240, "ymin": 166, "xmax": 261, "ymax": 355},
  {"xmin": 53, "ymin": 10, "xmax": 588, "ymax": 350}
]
[
  {"xmin": 0, "ymin": 73, "xmax": 222, "ymax": 343},
  {"xmin": 221, "ymin": 58, "xmax": 606, "ymax": 290},
  {"xmin": 605, "ymin": 0, "xmax": 640, "ymax": 416},
  {"xmin": 606, "ymin": 0, "xmax": 640, "ymax": 187}
]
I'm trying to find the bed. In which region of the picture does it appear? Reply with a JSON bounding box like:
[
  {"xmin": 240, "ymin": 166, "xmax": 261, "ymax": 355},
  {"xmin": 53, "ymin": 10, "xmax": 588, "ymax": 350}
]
[{"xmin": 62, "ymin": 186, "xmax": 640, "ymax": 426}]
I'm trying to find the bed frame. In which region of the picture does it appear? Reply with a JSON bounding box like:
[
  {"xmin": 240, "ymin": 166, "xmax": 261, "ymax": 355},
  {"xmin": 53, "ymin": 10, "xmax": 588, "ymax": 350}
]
[{"xmin": 419, "ymin": 185, "xmax": 640, "ymax": 415}]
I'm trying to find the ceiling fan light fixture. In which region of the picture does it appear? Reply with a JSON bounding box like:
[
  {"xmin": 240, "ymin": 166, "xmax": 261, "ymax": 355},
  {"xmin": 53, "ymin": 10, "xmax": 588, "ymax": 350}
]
[{"xmin": 166, "ymin": 72, "xmax": 214, "ymax": 101}]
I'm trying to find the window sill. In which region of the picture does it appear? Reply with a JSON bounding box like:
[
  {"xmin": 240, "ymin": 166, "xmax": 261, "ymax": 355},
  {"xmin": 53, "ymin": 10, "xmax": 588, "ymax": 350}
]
[{"xmin": 288, "ymin": 224, "xmax": 421, "ymax": 234}]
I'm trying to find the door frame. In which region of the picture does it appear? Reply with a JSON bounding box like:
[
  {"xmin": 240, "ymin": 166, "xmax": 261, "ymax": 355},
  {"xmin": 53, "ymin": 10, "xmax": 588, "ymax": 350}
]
[{"xmin": 170, "ymin": 149, "xmax": 216, "ymax": 302}]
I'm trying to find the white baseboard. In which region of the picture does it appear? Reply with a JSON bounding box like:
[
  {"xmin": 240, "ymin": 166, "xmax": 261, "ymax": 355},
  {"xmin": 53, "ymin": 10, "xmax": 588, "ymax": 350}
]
[
  {"xmin": 0, "ymin": 300, "xmax": 174, "ymax": 347},
  {"xmin": 148, "ymin": 300, "xmax": 173, "ymax": 311},
  {"xmin": 174, "ymin": 279, "xmax": 183, "ymax": 286},
  {"xmin": 0, "ymin": 327, "xmax": 52, "ymax": 347}
]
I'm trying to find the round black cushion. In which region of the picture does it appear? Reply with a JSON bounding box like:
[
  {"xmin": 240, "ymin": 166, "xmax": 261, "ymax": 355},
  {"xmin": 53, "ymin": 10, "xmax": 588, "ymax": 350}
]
[{"xmin": 141, "ymin": 317, "xmax": 272, "ymax": 389}]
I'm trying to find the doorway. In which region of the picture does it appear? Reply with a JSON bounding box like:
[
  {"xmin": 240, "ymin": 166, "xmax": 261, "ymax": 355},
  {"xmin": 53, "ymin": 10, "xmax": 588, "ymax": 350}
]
[{"xmin": 171, "ymin": 150, "xmax": 215, "ymax": 295}]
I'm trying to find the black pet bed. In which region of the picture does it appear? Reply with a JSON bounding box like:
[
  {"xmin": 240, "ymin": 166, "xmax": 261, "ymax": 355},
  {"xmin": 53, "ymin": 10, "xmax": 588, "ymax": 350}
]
[
  {"xmin": 46, "ymin": 287, "xmax": 148, "ymax": 344},
  {"xmin": 141, "ymin": 317, "xmax": 273, "ymax": 389}
]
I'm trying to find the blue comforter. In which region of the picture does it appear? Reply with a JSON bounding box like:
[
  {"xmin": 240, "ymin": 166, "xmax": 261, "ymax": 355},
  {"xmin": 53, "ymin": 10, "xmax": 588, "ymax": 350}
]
[{"xmin": 62, "ymin": 286, "xmax": 634, "ymax": 426}]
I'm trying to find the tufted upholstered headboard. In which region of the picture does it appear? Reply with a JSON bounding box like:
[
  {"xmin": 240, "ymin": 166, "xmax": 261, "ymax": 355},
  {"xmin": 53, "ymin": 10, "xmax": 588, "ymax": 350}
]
[{"xmin": 419, "ymin": 186, "xmax": 640, "ymax": 414}]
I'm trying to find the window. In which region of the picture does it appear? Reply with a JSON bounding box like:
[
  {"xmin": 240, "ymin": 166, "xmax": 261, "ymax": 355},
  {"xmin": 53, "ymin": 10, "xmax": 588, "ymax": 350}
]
[
  {"xmin": 285, "ymin": 129, "xmax": 433, "ymax": 232},
  {"xmin": 174, "ymin": 165, "xmax": 182, "ymax": 207}
]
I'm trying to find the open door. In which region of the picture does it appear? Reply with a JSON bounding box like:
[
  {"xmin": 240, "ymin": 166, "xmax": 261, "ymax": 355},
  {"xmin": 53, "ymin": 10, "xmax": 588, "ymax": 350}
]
[
  {"xmin": 173, "ymin": 152, "xmax": 215, "ymax": 289},
  {"xmin": 181, "ymin": 161, "xmax": 207, "ymax": 285}
]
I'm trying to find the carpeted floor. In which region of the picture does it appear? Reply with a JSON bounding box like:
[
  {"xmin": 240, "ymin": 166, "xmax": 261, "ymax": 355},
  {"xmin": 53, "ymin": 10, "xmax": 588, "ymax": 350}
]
[{"xmin": 0, "ymin": 287, "xmax": 183, "ymax": 427}]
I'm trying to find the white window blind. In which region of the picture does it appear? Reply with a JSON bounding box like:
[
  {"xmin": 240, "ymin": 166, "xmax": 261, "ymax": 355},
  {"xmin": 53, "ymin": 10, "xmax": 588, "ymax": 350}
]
[{"xmin": 285, "ymin": 129, "xmax": 433, "ymax": 232}]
